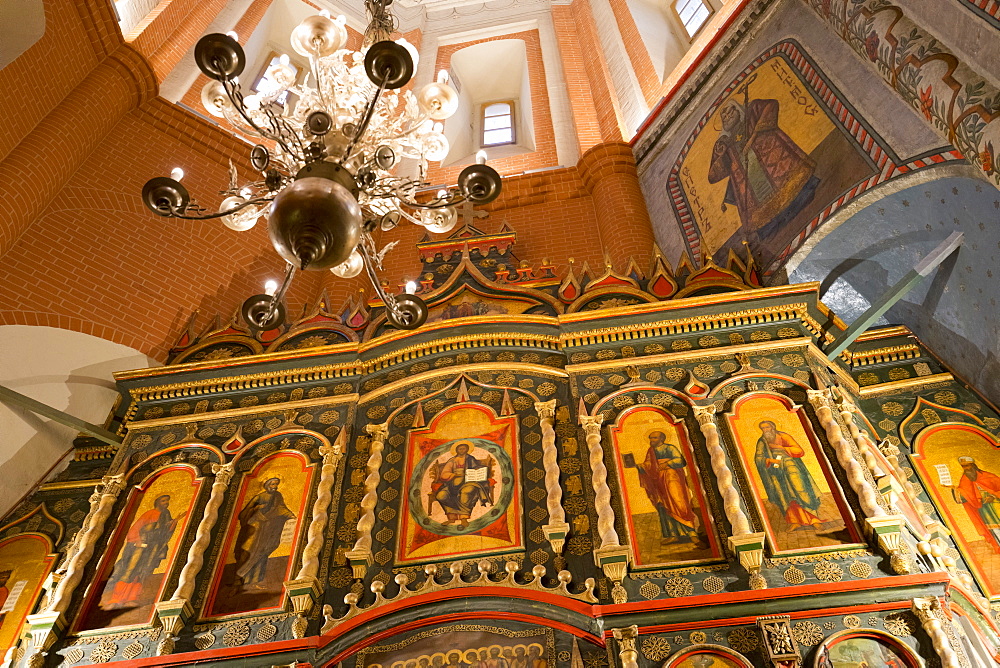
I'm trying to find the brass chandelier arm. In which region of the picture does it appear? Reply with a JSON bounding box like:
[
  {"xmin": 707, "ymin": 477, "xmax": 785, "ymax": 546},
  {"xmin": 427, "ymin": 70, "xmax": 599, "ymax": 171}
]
[
  {"xmin": 341, "ymin": 74, "xmax": 390, "ymax": 162},
  {"xmin": 164, "ymin": 196, "xmax": 274, "ymax": 220},
  {"xmin": 221, "ymin": 73, "xmax": 304, "ymax": 162}
]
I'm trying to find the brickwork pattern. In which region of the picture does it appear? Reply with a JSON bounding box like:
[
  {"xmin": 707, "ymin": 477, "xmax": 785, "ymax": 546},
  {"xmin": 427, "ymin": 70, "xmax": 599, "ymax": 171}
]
[{"xmin": 606, "ymin": 0, "xmax": 662, "ymax": 107}]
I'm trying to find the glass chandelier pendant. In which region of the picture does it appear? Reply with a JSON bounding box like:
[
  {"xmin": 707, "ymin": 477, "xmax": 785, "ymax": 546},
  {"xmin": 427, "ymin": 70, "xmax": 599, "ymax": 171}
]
[{"xmin": 140, "ymin": 0, "xmax": 502, "ymax": 332}]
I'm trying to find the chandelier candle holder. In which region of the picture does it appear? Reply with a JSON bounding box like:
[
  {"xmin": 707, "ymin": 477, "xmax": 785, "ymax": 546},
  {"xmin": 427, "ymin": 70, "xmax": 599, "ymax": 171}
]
[{"xmin": 141, "ymin": 0, "xmax": 502, "ymax": 332}]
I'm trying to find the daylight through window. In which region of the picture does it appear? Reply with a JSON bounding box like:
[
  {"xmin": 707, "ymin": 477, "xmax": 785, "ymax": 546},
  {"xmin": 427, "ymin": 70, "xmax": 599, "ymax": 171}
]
[
  {"xmin": 675, "ymin": 0, "xmax": 711, "ymax": 38},
  {"xmin": 482, "ymin": 101, "xmax": 515, "ymax": 147}
]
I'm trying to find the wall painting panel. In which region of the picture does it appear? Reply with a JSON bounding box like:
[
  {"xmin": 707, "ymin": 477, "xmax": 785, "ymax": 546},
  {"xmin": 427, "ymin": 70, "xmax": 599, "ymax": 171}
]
[
  {"xmin": 912, "ymin": 423, "xmax": 1000, "ymax": 600},
  {"xmin": 399, "ymin": 403, "xmax": 521, "ymax": 564},
  {"xmin": 609, "ymin": 405, "xmax": 724, "ymax": 567},
  {"xmin": 76, "ymin": 466, "xmax": 201, "ymax": 630},
  {"xmin": 815, "ymin": 630, "xmax": 921, "ymax": 667},
  {"xmin": 352, "ymin": 624, "xmax": 553, "ymax": 667},
  {"xmin": 204, "ymin": 450, "xmax": 313, "ymax": 617},
  {"xmin": 0, "ymin": 534, "xmax": 56, "ymax": 654},
  {"xmin": 668, "ymin": 42, "xmax": 884, "ymax": 271},
  {"xmin": 726, "ymin": 393, "xmax": 863, "ymax": 555}
]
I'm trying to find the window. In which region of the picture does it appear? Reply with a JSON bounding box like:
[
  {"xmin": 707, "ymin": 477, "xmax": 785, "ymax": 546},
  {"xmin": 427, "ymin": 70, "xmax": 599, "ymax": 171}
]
[
  {"xmin": 674, "ymin": 0, "xmax": 711, "ymax": 38},
  {"xmin": 482, "ymin": 101, "xmax": 515, "ymax": 147}
]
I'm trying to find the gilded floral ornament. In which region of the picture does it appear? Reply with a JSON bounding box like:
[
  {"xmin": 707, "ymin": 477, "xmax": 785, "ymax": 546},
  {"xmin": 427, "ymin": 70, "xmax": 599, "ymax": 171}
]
[{"xmin": 640, "ymin": 636, "xmax": 671, "ymax": 661}]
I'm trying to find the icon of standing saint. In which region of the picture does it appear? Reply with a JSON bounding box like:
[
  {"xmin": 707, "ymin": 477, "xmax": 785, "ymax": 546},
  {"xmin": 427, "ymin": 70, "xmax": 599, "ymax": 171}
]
[{"xmin": 231, "ymin": 477, "xmax": 296, "ymax": 590}]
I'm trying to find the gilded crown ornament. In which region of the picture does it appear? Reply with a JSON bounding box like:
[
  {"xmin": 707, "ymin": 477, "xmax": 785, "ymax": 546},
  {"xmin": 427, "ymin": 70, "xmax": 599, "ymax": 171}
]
[{"xmin": 140, "ymin": 0, "xmax": 502, "ymax": 332}]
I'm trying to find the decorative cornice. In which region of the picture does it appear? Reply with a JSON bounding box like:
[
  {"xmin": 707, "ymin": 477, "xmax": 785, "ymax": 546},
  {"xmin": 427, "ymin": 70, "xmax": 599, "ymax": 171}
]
[
  {"xmin": 126, "ymin": 393, "xmax": 360, "ymax": 430},
  {"xmin": 858, "ymin": 373, "xmax": 955, "ymax": 397},
  {"xmin": 124, "ymin": 363, "xmax": 361, "ymax": 403},
  {"xmin": 845, "ymin": 343, "xmax": 922, "ymax": 367}
]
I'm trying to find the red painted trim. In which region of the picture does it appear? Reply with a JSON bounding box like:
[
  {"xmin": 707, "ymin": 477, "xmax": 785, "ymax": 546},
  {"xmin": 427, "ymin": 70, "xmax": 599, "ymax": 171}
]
[
  {"xmin": 594, "ymin": 572, "xmax": 948, "ymax": 620},
  {"xmin": 321, "ymin": 610, "xmax": 606, "ymax": 667},
  {"xmin": 631, "ymin": 0, "xmax": 755, "ymax": 143},
  {"xmin": 75, "ymin": 636, "xmax": 318, "ymax": 667}
]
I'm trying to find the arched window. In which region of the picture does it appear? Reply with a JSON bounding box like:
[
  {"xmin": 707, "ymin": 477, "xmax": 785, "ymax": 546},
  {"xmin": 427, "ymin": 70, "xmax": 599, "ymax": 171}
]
[
  {"xmin": 482, "ymin": 101, "xmax": 516, "ymax": 147},
  {"xmin": 674, "ymin": 0, "xmax": 712, "ymax": 38}
]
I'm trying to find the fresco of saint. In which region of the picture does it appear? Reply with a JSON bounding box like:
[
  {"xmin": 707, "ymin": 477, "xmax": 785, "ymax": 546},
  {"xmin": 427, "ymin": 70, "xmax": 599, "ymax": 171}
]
[
  {"xmin": 104, "ymin": 494, "xmax": 183, "ymax": 608},
  {"xmin": 428, "ymin": 441, "xmax": 495, "ymax": 530},
  {"xmin": 708, "ymin": 94, "xmax": 818, "ymax": 243},
  {"xmin": 635, "ymin": 431, "xmax": 701, "ymax": 545},
  {"xmin": 753, "ymin": 420, "xmax": 824, "ymax": 531},
  {"xmin": 232, "ymin": 477, "xmax": 296, "ymax": 589},
  {"xmin": 952, "ymin": 456, "xmax": 1000, "ymax": 554}
]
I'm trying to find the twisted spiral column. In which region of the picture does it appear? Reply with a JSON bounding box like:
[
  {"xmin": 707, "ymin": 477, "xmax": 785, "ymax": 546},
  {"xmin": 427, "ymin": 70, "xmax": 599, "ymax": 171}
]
[
  {"xmin": 912, "ymin": 598, "xmax": 963, "ymax": 668},
  {"xmin": 48, "ymin": 474, "xmax": 126, "ymax": 614},
  {"xmin": 536, "ymin": 400, "xmax": 569, "ymax": 554},
  {"xmin": 580, "ymin": 414, "xmax": 620, "ymax": 550},
  {"xmin": 694, "ymin": 405, "xmax": 766, "ymax": 588},
  {"xmin": 693, "ymin": 405, "xmax": 750, "ymax": 535},
  {"xmin": 25, "ymin": 475, "xmax": 126, "ymax": 664},
  {"xmin": 152, "ymin": 462, "xmax": 235, "ymax": 653},
  {"xmin": 808, "ymin": 390, "xmax": 885, "ymax": 520},
  {"xmin": 580, "ymin": 413, "xmax": 631, "ymax": 602},
  {"xmin": 295, "ymin": 442, "xmax": 344, "ymax": 582},
  {"xmin": 347, "ymin": 422, "xmax": 388, "ymax": 578},
  {"xmin": 170, "ymin": 463, "xmax": 235, "ymax": 604}
]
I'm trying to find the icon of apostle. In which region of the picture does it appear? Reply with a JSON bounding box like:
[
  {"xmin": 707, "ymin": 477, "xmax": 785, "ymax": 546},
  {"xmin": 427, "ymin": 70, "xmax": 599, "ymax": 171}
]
[
  {"xmin": 952, "ymin": 455, "xmax": 1000, "ymax": 553},
  {"xmin": 634, "ymin": 431, "xmax": 701, "ymax": 546},
  {"xmin": 231, "ymin": 477, "xmax": 295, "ymax": 590},
  {"xmin": 754, "ymin": 420, "xmax": 827, "ymax": 531},
  {"xmin": 103, "ymin": 494, "xmax": 184, "ymax": 609}
]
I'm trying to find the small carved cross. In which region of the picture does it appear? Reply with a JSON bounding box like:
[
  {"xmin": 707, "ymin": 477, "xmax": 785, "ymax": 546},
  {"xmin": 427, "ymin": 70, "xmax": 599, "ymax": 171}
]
[{"xmin": 458, "ymin": 199, "xmax": 488, "ymax": 226}]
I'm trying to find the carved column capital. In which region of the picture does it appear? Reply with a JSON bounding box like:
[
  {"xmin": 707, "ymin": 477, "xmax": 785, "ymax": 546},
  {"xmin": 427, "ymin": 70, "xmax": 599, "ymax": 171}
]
[
  {"xmin": 99, "ymin": 473, "xmax": 127, "ymax": 498},
  {"xmin": 579, "ymin": 414, "xmax": 604, "ymax": 434},
  {"xmin": 319, "ymin": 442, "xmax": 343, "ymax": 465},
  {"xmin": 611, "ymin": 625, "xmax": 639, "ymax": 668},
  {"xmin": 365, "ymin": 421, "xmax": 389, "ymax": 440},
  {"xmin": 210, "ymin": 461, "xmax": 235, "ymax": 486},
  {"xmin": 534, "ymin": 399, "xmax": 556, "ymax": 420},
  {"xmin": 693, "ymin": 404, "xmax": 717, "ymax": 426},
  {"xmin": 806, "ymin": 388, "xmax": 834, "ymax": 409}
]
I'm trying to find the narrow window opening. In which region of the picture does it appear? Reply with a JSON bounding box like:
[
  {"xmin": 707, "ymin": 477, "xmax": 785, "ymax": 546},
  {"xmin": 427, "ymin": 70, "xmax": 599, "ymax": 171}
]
[
  {"xmin": 482, "ymin": 101, "xmax": 515, "ymax": 147},
  {"xmin": 674, "ymin": 0, "xmax": 711, "ymax": 38}
]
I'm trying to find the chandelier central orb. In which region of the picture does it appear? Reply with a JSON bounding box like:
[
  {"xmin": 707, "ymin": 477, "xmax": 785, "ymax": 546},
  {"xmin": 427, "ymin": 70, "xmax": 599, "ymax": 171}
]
[
  {"xmin": 141, "ymin": 0, "xmax": 502, "ymax": 332},
  {"xmin": 268, "ymin": 177, "xmax": 362, "ymax": 270}
]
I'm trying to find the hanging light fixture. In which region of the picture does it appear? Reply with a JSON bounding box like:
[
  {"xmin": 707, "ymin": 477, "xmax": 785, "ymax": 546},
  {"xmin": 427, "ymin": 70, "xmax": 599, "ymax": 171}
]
[{"xmin": 140, "ymin": 0, "xmax": 502, "ymax": 332}]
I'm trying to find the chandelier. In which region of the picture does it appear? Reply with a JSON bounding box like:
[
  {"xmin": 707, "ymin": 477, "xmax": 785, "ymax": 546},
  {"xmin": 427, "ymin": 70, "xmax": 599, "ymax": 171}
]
[{"xmin": 141, "ymin": 0, "xmax": 502, "ymax": 331}]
